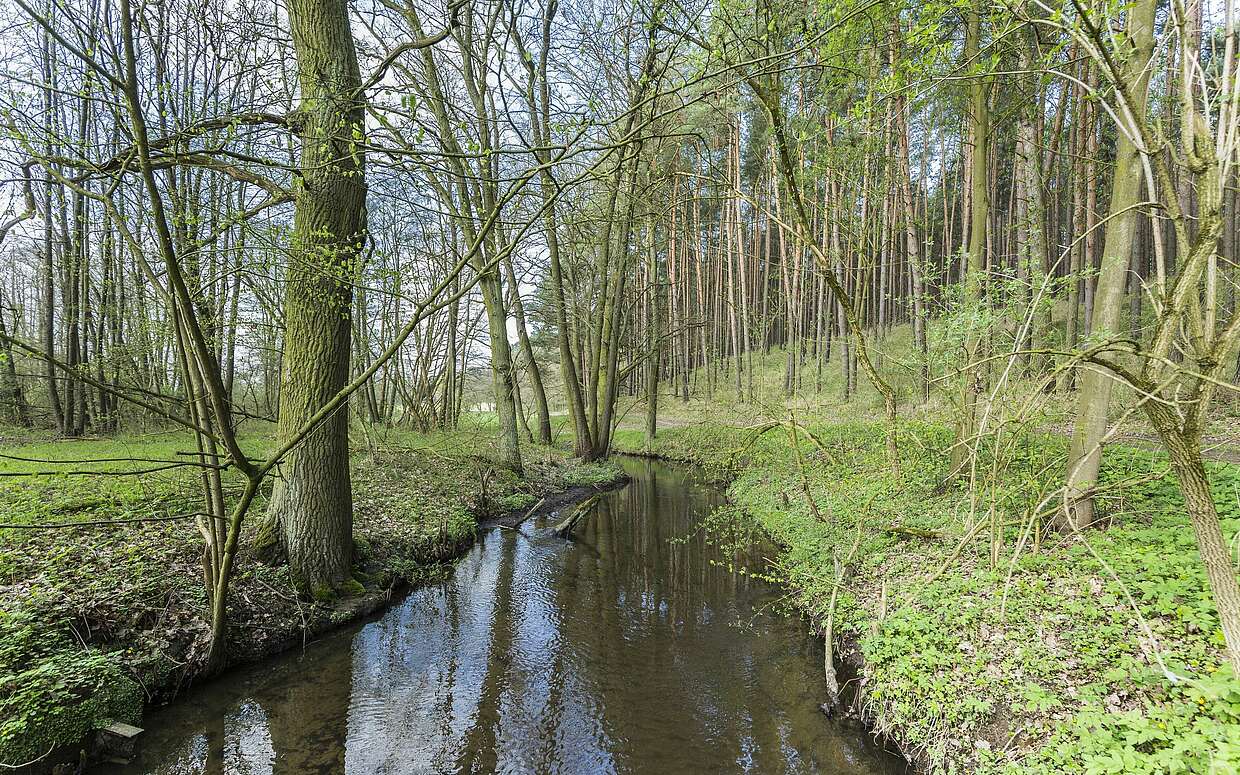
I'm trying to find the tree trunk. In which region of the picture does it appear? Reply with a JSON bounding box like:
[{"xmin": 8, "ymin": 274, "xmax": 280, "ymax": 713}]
[
  {"xmin": 1066, "ymin": 63, "xmax": 1086, "ymax": 363},
  {"xmin": 949, "ymin": 0, "xmax": 990, "ymax": 476},
  {"xmin": 267, "ymin": 0, "xmax": 366, "ymax": 594},
  {"xmin": 1014, "ymin": 8, "xmax": 1047, "ymax": 373},
  {"xmin": 1150, "ymin": 407, "xmax": 1240, "ymax": 670},
  {"xmin": 1061, "ymin": 0, "xmax": 1156, "ymax": 529},
  {"xmin": 478, "ymin": 268, "xmax": 523, "ymax": 470},
  {"xmin": 0, "ymin": 290, "xmax": 32, "ymax": 426},
  {"xmin": 645, "ymin": 219, "xmax": 659, "ymax": 443},
  {"xmin": 503, "ymin": 256, "xmax": 551, "ymax": 444},
  {"xmin": 893, "ymin": 26, "xmax": 929, "ymax": 403}
]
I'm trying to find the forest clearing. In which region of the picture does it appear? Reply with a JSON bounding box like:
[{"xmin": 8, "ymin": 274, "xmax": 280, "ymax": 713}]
[{"xmin": 0, "ymin": 0, "xmax": 1239, "ymax": 770}]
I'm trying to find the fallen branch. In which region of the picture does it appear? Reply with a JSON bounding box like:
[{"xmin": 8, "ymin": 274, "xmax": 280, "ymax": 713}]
[
  {"xmin": 0, "ymin": 512, "xmax": 208, "ymax": 529},
  {"xmin": 498, "ymin": 497, "xmax": 546, "ymax": 531},
  {"xmin": 0, "ymin": 744, "xmax": 53, "ymax": 770},
  {"xmin": 553, "ymin": 494, "xmax": 604, "ymax": 538},
  {"xmin": 883, "ymin": 525, "xmax": 943, "ymax": 540},
  {"xmin": 823, "ymin": 525, "xmax": 862, "ymax": 712}
]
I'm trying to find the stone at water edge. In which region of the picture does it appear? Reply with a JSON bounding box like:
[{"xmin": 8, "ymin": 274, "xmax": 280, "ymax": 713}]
[{"xmin": 94, "ymin": 722, "xmax": 143, "ymax": 765}]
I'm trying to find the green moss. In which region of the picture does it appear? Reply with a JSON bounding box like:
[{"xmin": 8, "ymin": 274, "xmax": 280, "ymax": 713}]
[
  {"xmin": 310, "ymin": 583, "xmax": 336, "ymax": 603},
  {"xmin": 0, "ymin": 611, "xmax": 141, "ymax": 766},
  {"xmin": 498, "ymin": 492, "xmax": 537, "ymax": 512}
]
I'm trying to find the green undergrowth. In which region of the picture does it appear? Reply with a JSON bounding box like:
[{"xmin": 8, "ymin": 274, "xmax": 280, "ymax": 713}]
[
  {"xmin": 608, "ymin": 319, "xmax": 1240, "ymax": 453},
  {"xmin": 0, "ymin": 611, "xmax": 142, "ymax": 766},
  {"xmin": 0, "ymin": 419, "xmax": 621, "ymax": 766},
  {"xmin": 613, "ymin": 421, "xmax": 1240, "ymax": 774}
]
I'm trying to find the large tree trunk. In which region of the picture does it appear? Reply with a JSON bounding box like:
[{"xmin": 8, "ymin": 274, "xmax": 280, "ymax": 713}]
[
  {"xmin": 267, "ymin": 0, "xmax": 366, "ymax": 594},
  {"xmin": 1061, "ymin": 0, "xmax": 1156, "ymax": 530},
  {"xmin": 479, "ymin": 268, "xmax": 523, "ymax": 471}
]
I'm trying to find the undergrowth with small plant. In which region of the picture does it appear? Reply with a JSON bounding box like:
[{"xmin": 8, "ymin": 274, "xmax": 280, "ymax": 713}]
[
  {"xmin": 0, "ymin": 420, "xmax": 621, "ymax": 766},
  {"xmin": 613, "ymin": 420, "xmax": 1240, "ymax": 773}
]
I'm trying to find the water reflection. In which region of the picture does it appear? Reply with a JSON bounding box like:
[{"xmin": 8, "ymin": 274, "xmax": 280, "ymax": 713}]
[{"xmin": 103, "ymin": 459, "xmax": 906, "ymax": 775}]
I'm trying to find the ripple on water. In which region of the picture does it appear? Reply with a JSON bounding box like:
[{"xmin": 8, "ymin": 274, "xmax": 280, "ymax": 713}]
[{"xmin": 100, "ymin": 459, "xmax": 908, "ymax": 775}]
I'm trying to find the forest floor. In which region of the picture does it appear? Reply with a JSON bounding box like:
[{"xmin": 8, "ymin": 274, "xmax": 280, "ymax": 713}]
[
  {"xmin": 604, "ymin": 313, "xmax": 1240, "ymax": 463},
  {"xmin": 0, "ymin": 420, "xmax": 624, "ymax": 769},
  {"xmin": 612, "ymin": 407, "xmax": 1240, "ymax": 773}
]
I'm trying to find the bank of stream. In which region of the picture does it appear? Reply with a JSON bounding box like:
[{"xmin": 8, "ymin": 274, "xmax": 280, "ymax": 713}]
[{"xmin": 97, "ymin": 457, "xmax": 908, "ymax": 774}]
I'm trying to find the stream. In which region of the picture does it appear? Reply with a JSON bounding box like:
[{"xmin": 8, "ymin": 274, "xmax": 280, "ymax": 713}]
[{"xmin": 100, "ymin": 457, "xmax": 908, "ymax": 774}]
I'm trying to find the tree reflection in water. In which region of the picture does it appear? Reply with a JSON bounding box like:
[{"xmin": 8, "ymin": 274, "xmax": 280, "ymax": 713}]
[{"xmin": 103, "ymin": 459, "xmax": 907, "ymax": 775}]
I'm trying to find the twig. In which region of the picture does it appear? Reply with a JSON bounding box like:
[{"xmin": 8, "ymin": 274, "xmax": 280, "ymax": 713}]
[
  {"xmin": 499, "ymin": 497, "xmax": 546, "ymax": 531},
  {"xmin": 0, "ymin": 512, "xmax": 208, "ymax": 529},
  {"xmin": 0, "ymin": 745, "xmax": 54, "ymax": 770},
  {"xmin": 824, "ymin": 524, "xmax": 863, "ymax": 709}
]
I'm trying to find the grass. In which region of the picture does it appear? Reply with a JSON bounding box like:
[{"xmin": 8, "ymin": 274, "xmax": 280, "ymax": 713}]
[
  {"xmin": 612, "ymin": 416, "xmax": 1240, "ymax": 773},
  {"xmin": 0, "ymin": 418, "xmax": 623, "ymax": 766},
  {"xmin": 603, "ymin": 317, "xmax": 1240, "ymax": 456},
  {"xmin": 3, "ymin": 312, "xmax": 1235, "ymax": 770}
]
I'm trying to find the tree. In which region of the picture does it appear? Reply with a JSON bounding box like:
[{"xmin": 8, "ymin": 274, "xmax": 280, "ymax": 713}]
[
  {"xmin": 949, "ymin": 0, "xmax": 992, "ymax": 477},
  {"xmin": 1060, "ymin": 0, "xmax": 1157, "ymax": 530},
  {"xmin": 265, "ymin": 0, "xmax": 369, "ymax": 593}
]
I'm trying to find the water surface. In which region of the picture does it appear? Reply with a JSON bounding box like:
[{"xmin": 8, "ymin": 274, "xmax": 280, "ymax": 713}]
[{"xmin": 103, "ymin": 458, "xmax": 907, "ymax": 774}]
